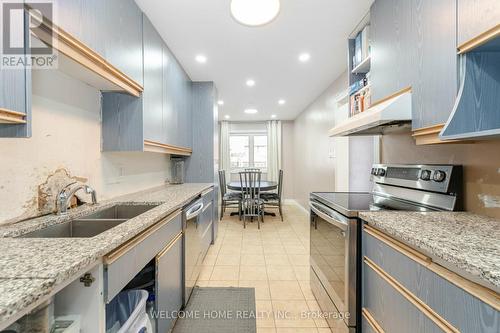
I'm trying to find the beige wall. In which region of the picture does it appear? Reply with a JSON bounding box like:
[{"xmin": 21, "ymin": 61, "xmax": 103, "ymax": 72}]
[
  {"xmin": 0, "ymin": 69, "xmax": 171, "ymax": 225},
  {"xmin": 381, "ymin": 132, "xmax": 500, "ymax": 218},
  {"xmin": 281, "ymin": 121, "xmax": 295, "ymax": 199},
  {"xmin": 290, "ymin": 72, "xmax": 348, "ymax": 208}
]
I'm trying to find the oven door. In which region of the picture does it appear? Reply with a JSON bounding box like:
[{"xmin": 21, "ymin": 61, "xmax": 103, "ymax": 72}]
[{"xmin": 310, "ymin": 199, "xmax": 358, "ymax": 328}]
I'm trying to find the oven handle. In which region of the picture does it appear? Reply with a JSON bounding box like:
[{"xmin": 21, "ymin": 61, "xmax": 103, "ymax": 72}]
[{"xmin": 309, "ymin": 201, "xmax": 348, "ymax": 232}]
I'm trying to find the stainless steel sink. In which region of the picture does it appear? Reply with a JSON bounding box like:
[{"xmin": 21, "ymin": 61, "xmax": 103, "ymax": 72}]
[{"xmin": 19, "ymin": 204, "xmax": 159, "ymax": 238}]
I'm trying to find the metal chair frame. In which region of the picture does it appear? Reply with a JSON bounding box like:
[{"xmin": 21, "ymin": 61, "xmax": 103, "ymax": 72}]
[
  {"xmin": 218, "ymin": 170, "xmax": 242, "ymax": 220},
  {"xmin": 239, "ymin": 170, "xmax": 264, "ymax": 229},
  {"xmin": 262, "ymin": 170, "xmax": 284, "ymax": 221}
]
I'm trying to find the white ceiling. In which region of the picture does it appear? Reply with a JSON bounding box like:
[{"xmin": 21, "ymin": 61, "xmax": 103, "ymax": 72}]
[{"xmin": 135, "ymin": 0, "xmax": 373, "ymax": 121}]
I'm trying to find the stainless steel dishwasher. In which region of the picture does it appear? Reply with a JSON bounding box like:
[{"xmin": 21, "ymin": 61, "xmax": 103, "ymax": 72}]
[{"xmin": 183, "ymin": 198, "xmax": 204, "ymax": 306}]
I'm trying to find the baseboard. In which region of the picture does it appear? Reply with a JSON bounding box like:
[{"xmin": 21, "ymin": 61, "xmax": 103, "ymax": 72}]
[{"xmin": 284, "ymin": 199, "xmax": 309, "ymax": 214}]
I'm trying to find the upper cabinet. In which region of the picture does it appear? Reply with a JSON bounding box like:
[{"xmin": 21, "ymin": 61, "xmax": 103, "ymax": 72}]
[
  {"xmin": 369, "ymin": 0, "xmax": 458, "ymax": 144},
  {"xmin": 0, "ymin": 7, "xmax": 31, "ymax": 138},
  {"xmin": 102, "ymin": 15, "xmax": 193, "ymax": 155},
  {"xmin": 457, "ymin": 0, "xmax": 500, "ymax": 46}
]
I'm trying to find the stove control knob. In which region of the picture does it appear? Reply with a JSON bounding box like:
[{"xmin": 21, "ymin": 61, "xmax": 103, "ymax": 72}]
[
  {"xmin": 377, "ymin": 168, "xmax": 386, "ymax": 177},
  {"xmin": 433, "ymin": 170, "xmax": 447, "ymax": 182},
  {"xmin": 420, "ymin": 170, "xmax": 432, "ymax": 181},
  {"xmin": 371, "ymin": 168, "xmax": 377, "ymax": 175}
]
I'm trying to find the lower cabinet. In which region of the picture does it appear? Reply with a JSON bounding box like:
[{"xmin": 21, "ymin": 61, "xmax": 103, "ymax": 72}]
[
  {"xmin": 156, "ymin": 232, "xmax": 183, "ymax": 333},
  {"xmin": 362, "ymin": 224, "xmax": 500, "ymax": 333}
]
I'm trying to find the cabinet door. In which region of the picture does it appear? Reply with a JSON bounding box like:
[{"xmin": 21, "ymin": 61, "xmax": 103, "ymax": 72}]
[
  {"xmin": 156, "ymin": 234, "xmax": 183, "ymax": 333},
  {"xmin": 410, "ymin": 0, "xmax": 457, "ymax": 129},
  {"xmin": 142, "ymin": 15, "xmax": 164, "ymax": 143},
  {"xmin": 163, "ymin": 44, "xmax": 179, "ymax": 146},
  {"xmin": 51, "ymin": 0, "xmax": 106, "ymax": 56},
  {"xmin": 458, "ymin": 0, "xmax": 500, "ymax": 46},
  {"xmin": 102, "ymin": 0, "xmax": 143, "ymax": 85}
]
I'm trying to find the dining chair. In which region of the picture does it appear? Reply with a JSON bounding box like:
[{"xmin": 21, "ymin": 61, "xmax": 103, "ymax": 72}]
[
  {"xmin": 245, "ymin": 168, "xmax": 261, "ymax": 172},
  {"xmin": 239, "ymin": 170, "xmax": 264, "ymax": 229},
  {"xmin": 262, "ymin": 169, "xmax": 284, "ymax": 221},
  {"xmin": 218, "ymin": 170, "xmax": 242, "ymax": 220}
]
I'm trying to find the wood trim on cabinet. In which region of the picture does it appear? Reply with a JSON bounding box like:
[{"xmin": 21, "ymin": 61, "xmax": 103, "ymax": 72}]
[
  {"xmin": 156, "ymin": 232, "xmax": 182, "ymax": 260},
  {"xmin": 364, "ymin": 257, "xmax": 460, "ymax": 333},
  {"xmin": 412, "ymin": 123, "xmax": 470, "ymax": 145},
  {"xmin": 104, "ymin": 209, "xmax": 181, "ymax": 264},
  {"xmin": 143, "ymin": 140, "xmax": 192, "ymax": 156},
  {"xmin": 364, "ymin": 225, "xmax": 500, "ymax": 311},
  {"xmin": 362, "ymin": 308, "xmax": 385, "ymax": 333},
  {"xmin": 0, "ymin": 108, "xmax": 27, "ymax": 124},
  {"xmin": 28, "ymin": 10, "xmax": 143, "ymax": 97},
  {"xmin": 458, "ymin": 23, "xmax": 500, "ymax": 54},
  {"xmin": 370, "ymin": 86, "xmax": 412, "ymax": 108}
]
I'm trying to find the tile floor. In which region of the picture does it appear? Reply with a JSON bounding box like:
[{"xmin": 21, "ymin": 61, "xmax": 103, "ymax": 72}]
[{"xmin": 196, "ymin": 202, "xmax": 344, "ymax": 333}]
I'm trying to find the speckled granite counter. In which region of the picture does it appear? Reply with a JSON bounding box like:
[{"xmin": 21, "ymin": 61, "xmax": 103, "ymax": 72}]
[
  {"xmin": 0, "ymin": 183, "xmax": 213, "ymax": 327},
  {"xmin": 359, "ymin": 211, "xmax": 500, "ymax": 292}
]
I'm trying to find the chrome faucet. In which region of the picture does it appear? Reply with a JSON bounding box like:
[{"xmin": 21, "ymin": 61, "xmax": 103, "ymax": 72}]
[{"xmin": 57, "ymin": 182, "xmax": 97, "ymax": 215}]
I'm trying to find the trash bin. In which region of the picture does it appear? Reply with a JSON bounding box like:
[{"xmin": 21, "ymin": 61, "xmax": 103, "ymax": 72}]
[{"xmin": 106, "ymin": 290, "xmax": 152, "ymax": 333}]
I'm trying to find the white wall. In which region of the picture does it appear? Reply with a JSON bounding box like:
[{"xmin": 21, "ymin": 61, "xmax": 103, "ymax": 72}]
[{"xmin": 0, "ymin": 69, "xmax": 171, "ymax": 225}]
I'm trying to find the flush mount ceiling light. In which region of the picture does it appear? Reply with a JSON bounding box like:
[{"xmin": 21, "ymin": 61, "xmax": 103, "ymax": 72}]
[
  {"xmin": 195, "ymin": 54, "xmax": 207, "ymax": 63},
  {"xmin": 218, "ymin": 100, "xmax": 225, "ymax": 105},
  {"xmin": 244, "ymin": 108, "xmax": 258, "ymax": 114},
  {"xmin": 224, "ymin": 115, "xmax": 230, "ymax": 119},
  {"xmin": 246, "ymin": 79, "xmax": 256, "ymax": 87},
  {"xmin": 271, "ymin": 114, "xmax": 277, "ymax": 118},
  {"xmin": 278, "ymin": 99, "xmax": 286, "ymax": 105},
  {"xmin": 298, "ymin": 53, "xmax": 311, "ymax": 62},
  {"xmin": 230, "ymin": 0, "xmax": 281, "ymax": 27}
]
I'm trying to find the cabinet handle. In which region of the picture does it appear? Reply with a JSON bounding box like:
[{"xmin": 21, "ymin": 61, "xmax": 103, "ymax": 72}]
[
  {"xmin": 105, "ymin": 209, "xmax": 181, "ymax": 264},
  {"xmin": 364, "ymin": 257, "xmax": 459, "ymax": 333},
  {"xmin": 156, "ymin": 232, "xmax": 182, "ymax": 260},
  {"xmin": 362, "ymin": 308, "xmax": 385, "ymax": 333}
]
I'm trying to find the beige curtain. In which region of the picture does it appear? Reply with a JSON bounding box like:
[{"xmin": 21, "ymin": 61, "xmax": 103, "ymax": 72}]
[
  {"xmin": 219, "ymin": 121, "xmax": 231, "ymax": 181},
  {"xmin": 267, "ymin": 120, "xmax": 282, "ymax": 182}
]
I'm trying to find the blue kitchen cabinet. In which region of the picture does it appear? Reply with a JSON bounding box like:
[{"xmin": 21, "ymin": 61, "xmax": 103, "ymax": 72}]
[
  {"xmin": 457, "ymin": 0, "xmax": 500, "ymax": 46},
  {"xmin": 369, "ymin": 0, "xmax": 457, "ymax": 129},
  {"xmin": 0, "ymin": 7, "xmax": 31, "ymax": 138}
]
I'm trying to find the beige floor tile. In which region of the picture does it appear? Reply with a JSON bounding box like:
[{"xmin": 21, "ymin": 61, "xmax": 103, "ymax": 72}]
[
  {"xmin": 265, "ymin": 254, "xmax": 291, "ymax": 266},
  {"xmin": 219, "ymin": 245, "xmax": 242, "ymax": 255},
  {"xmin": 317, "ymin": 329, "xmax": 333, "ymax": 333},
  {"xmin": 215, "ymin": 254, "xmax": 241, "ymax": 266},
  {"xmin": 288, "ymin": 254, "xmax": 310, "ymax": 266},
  {"xmin": 239, "ymin": 265, "xmax": 268, "ymax": 281},
  {"xmin": 202, "ymin": 254, "xmax": 217, "ymax": 266},
  {"xmin": 241, "ymin": 254, "xmax": 266, "ymax": 266},
  {"xmin": 210, "ymin": 265, "xmax": 240, "ymax": 280},
  {"xmin": 242, "ymin": 244, "xmax": 264, "ymax": 254},
  {"xmin": 269, "ymin": 281, "xmax": 305, "ymax": 300},
  {"xmin": 267, "ymin": 265, "xmax": 297, "ymax": 281},
  {"xmin": 285, "ymin": 245, "xmax": 308, "ymax": 255},
  {"xmin": 276, "ymin": 329, "xmax": 319, "ymax": 333},
  {"xmin": 198, "ymin": 265, "xmax": 214, "ymax": 281},
  {"xmin": 256, "ymin": 300, "xmax": 275, "ymax": 328},
  {"xmin": 293, "ymin": 266, "xmax": 310, "ymax": 281},
  {"xmin": 264, "ymin": 245, "xmax": 286, "ymax": 254},
  {"xmin": 298, "ymin": 280, "xmax": 316, "ymax": 300},
  {"xmin": 272, "ymin": 300, "xmax": 316, "ymax": 328},
  {"xmin": 257, "ymin": 328, "xmax": 277, "ymax": 333},
  {"xmin": 208, "ymin": 280, "xmax": 239, "ymax": 287},
  {"xmin": 239, "ymin": 280, "xmax": 271, "ymax": 300},
  {"xmin": 307, "ymin": 300, "xmax": 330, "ymax": 328},
  {"xmin": 195, "ymin": 280, "xmax": 210, "ymax": 287}
]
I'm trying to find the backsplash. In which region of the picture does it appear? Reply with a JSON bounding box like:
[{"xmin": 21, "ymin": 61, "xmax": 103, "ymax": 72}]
[
  {"xmin": 381, "ymin": 131, "xmax": 500, "ymax": 218},
  {"xmin": 0, "ymin": 69, "xmax": 172, "ymax": 226}
]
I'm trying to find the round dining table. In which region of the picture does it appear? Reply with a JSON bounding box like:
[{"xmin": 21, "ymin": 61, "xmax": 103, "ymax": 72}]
[
  {"xmin": 227, "ymin": 181, "xmax": 278, "ymax": 216},
  {"xmin": 227, "ymin": 181, "xmax": 278, "ymax": 192}
]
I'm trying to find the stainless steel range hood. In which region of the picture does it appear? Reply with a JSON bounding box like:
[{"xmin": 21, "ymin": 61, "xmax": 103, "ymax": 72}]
[{"xmin": 329, "ymin": 87, "xmax": 412, "ymax": 137}]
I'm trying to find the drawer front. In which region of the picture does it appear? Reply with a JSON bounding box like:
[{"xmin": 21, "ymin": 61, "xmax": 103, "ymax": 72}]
[
  {"xmin": 105, "ymin": 211, "xmax": 182, "ymax": 302},
  {"xmin": 363, "ymin": 227, "xmax": 500, "ymax": 332},
  {"xmin": 199, "ymin": 201, "xmax": 213, "ymax": 238},
  {"xmin": 362, "ymin": 308, "xmax": 383, "ymax": 333},
  {"xmin": 363, "ymin": 259, "xmax": 444, "ymax": 333},
  {"xmin": 202, "ymin": 188, "xmax": 214, "ymax": 206}
]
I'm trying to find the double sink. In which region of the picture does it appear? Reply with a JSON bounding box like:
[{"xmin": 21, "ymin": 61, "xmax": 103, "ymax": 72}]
[{"xmin": 20, "ymin": 204, "xmax": 159, "ymax": 238}]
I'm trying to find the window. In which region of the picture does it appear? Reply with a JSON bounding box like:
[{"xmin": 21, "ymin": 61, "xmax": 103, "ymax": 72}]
[{"xmin": 230, "ymin": 134, "xmax": 267, "ymax": 170}]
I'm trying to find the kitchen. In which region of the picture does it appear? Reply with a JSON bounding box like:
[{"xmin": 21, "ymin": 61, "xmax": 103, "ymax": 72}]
[{"xmin": 0, "ymin": 0, "xmax": 499, "ymax": 332}]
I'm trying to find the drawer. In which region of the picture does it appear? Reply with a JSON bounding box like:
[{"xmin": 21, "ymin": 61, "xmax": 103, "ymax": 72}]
[
  {"xmin": 363, "ymin": 258, "xmax": 445, "ymax": 333},
  {"xmin": 104, "ymin": 210, "xmax": 182, "ymax": 303},
  {"xmin": 363, "ymin": 226, "xmax": 500, "ymax": 332},
  {"xmin": 199, "ymin": 201, "xmax": 213, "ymax": 238},
  {"xmin": 201, "ymin": 187, "xmax": 214, "ymax": 206}
]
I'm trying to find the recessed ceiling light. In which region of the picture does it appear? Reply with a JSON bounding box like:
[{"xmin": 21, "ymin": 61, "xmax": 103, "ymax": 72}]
[
  {"xmin": 230, "ymin": 0, "xmax": 281, "ymax": 27},
  {"xmin": 271, "ymin": 114, "xmax": 277, "ymax": 118},
  {"xmin": 298, "ymin": 53, "xmax": 311, "ymax": 62},
  {"xmin": 224, "ymin": 115, "xmax": 230, "ymax": 119},
  {"xmin": 244, "ymin": 108, "xmax": 258, "ymax": 114},
  {"xmin": 246, "ymin": 79, "xmax": 256, "ymax": 87},
  {"xmin": 195, "ymin": 54, "xmax": 207, "ymax": 63},
  {"xmin": 218, "ymin": 100, "xmax": 224, "ymax": 105},
  {"xmin": 278, "ymin": 99, "xmax": 286, "ymax": 105}
]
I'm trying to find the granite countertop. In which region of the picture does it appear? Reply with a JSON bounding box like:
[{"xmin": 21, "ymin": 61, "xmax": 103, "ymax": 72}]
[
  {"xmin": 359, "ymin": 211, "xmax": 500, "ymax": 292},
  {"xmin": 0, "ymin": 183, "xmax": 213, "ymax": 327}
]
